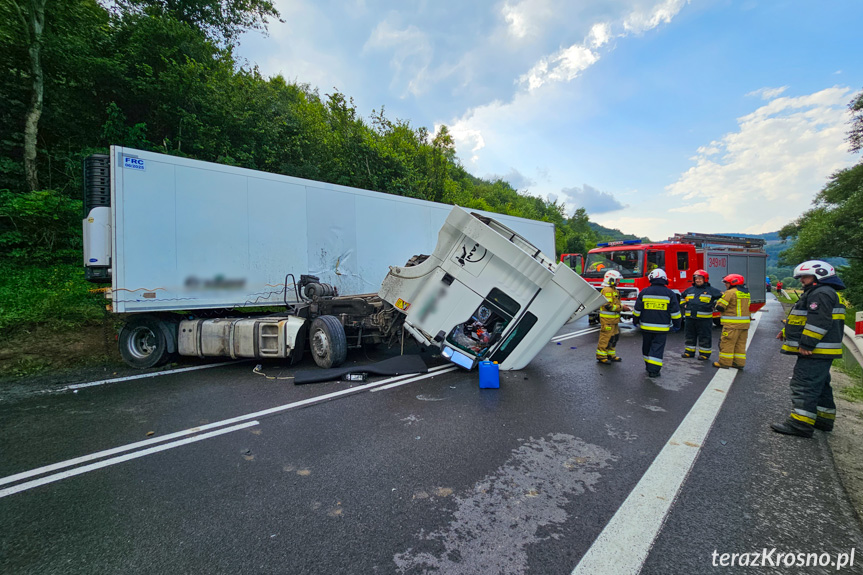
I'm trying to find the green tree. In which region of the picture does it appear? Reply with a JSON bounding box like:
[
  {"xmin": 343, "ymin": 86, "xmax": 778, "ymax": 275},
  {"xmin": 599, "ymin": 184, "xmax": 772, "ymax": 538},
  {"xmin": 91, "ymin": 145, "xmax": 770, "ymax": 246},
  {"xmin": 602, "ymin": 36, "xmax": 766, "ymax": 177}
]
[
  {"xmin": 561, "ymin": 207, "xmax": 599, "ymax": 257},
  {"xmin": 111, "ymin": 0, "xmax": 280, "ymax": 46},
  {"xmin": 779, "ymin": 88, "xmax": 863, "ymax": 305}
]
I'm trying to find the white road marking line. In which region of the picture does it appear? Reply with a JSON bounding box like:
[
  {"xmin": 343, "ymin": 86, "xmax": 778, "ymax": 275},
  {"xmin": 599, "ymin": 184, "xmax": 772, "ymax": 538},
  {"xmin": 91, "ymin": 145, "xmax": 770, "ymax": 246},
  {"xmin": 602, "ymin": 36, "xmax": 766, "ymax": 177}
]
[
  {"xmin": 49, "ymin": 361, "xmax": 241, "ymax": 393},
  {"xmin": 371, "ymin": 366, "xmax": 459, "ymax": 391},
  {"xmin": 551, "ymin": 326, "xmax": 600, "ymax": 343},
  {"xmin": 0, "ymin": 421, "xmax": 260, "ymax": 499},
  {"xmin": 572, "ymin": 311, "xmax": 762, "ymax": 575},
  {"xmin": 1, "ymin": 363, "xmax": 454, "ymax": 490}
]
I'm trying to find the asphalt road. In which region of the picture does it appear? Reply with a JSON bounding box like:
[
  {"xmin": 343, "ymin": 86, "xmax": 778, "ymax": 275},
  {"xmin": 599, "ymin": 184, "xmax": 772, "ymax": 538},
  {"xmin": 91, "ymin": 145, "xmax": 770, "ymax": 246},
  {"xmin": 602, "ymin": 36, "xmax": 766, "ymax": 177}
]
[{"xmin": 1, "ymin": 297, "xmax": 861, "ymax": 575}]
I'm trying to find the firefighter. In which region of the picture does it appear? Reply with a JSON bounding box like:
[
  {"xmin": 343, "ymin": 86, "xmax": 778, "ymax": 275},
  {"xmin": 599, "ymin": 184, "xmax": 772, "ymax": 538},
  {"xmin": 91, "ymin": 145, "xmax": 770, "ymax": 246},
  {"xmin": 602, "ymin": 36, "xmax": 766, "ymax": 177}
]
[
  {"xmin": 596, "ymin": 270, "xmax": 631, "ymax": 363},
  {"xmin": 772, "ymin": 260, "xmax": 846, "ymax": 438},
  {"xmin": 632, "ymin": 268, "xmax": 681, "ymax": 378},
  {"xmin": 713, "ymin": 274, "xmax": 751, "ymax": 369},
  {"xmin": 680, "ymin": 269, "xmax": 722, "ymax": 360}
]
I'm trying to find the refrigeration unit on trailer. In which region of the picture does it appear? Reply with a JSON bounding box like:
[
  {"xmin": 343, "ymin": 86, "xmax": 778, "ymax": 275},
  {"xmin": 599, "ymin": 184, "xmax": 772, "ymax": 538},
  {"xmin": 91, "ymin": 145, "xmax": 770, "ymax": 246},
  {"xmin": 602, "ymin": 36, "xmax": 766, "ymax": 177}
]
[{"xmin": 83, "ymin": 147, "xmax": 601, "ymax": 371}]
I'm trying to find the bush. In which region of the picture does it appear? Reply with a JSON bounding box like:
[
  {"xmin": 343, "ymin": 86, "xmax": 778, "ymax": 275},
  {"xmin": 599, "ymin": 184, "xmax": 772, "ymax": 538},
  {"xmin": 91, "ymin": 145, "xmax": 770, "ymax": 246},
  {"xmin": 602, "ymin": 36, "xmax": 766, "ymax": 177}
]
[
  {"xmin": 0, "ymin": 263, "xmax": 105, "ymax": 335},
  {"xmin": 0, "ymin": 189, "xmax": 83, "ymax": 264}
]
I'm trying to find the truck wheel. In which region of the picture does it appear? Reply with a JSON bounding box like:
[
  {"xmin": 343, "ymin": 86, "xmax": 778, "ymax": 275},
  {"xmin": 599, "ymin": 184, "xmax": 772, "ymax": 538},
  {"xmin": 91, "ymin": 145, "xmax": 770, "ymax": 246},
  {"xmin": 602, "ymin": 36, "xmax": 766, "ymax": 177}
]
[
  {"xmin": 309, "ymin": 315, "xmax": 347, "ymax": 369},
  {"xmin": 119, "ymin": 315, "xmax": 169, "ymax": 369}
]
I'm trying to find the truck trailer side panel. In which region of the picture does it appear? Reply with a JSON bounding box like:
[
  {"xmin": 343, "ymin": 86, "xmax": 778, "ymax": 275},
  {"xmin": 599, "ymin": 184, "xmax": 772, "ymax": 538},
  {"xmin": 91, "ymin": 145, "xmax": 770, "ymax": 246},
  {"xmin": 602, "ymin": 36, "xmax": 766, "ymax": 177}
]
[{"xmin": 106, "ymin": 147, "xmax": 556, "ymax": 313}]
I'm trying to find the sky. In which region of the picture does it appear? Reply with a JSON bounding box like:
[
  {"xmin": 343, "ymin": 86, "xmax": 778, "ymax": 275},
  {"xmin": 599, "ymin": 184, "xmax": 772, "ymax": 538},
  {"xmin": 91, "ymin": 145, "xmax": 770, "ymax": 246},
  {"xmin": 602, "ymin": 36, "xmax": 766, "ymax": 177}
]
[{"xmin": 236, "ymin": 0, "xmax": 862, "ymax": 240}]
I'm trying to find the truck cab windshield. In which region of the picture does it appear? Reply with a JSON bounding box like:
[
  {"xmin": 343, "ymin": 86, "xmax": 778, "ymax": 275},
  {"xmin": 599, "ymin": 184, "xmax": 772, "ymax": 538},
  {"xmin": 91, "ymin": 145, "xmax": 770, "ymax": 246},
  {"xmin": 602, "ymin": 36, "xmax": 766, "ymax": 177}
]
[{"xmin": 583, "ymin": 250, "xmax": 644, "ymax": 279}]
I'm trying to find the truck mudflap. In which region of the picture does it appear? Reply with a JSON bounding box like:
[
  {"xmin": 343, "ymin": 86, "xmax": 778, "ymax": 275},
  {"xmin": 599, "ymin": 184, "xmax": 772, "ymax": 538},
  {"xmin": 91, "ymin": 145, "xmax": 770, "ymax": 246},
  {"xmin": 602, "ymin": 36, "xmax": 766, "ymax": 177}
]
[{"xmin": 380, "ymin": 206, "xmax": 605, "ymax": 370}]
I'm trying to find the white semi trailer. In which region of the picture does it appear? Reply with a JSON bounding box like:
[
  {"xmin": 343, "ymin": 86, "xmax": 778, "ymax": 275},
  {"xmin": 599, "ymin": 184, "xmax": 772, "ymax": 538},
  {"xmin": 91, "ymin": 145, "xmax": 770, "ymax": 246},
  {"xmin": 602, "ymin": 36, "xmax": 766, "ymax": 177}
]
[{"xmin": 84, "ymin": 147, "xmax": 603, "ymax": 370}]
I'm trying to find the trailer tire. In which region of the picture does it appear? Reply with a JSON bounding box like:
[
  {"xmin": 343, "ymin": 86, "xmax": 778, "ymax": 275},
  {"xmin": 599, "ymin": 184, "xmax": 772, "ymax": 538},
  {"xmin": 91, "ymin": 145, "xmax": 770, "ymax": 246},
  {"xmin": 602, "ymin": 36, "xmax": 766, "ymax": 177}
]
[
  {"xmin": 119, "ymin": 315, "xmax": 169, "ymax": 369},
  {"xmin": 309, "ymin": 315, "xmax": 347, "ymax": 369}
]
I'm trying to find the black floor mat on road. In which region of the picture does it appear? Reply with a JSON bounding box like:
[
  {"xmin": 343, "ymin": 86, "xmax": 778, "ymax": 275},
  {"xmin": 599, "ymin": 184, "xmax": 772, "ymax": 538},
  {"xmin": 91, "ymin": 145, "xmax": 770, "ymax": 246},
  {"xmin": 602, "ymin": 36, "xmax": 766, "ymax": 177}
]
[{"xmin": 293, "ymin": 354, "xmax": 429, "ymax": 385}]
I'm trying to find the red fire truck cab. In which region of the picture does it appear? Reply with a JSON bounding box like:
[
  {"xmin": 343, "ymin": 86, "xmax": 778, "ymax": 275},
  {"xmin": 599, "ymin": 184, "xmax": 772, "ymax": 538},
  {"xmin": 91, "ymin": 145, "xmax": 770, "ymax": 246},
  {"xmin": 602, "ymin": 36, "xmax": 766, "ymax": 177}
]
[{"xmin": 564, "ymin": 233, "xmax": 768, "ymax": 324}]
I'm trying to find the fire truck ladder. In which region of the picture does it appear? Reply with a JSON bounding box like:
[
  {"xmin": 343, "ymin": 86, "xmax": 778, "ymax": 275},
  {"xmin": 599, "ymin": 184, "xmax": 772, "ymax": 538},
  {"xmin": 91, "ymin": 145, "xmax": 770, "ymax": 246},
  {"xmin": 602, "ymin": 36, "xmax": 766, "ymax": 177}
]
[{"xmin": 670, "ymin": 232, "xmax": 766, "ymax": 250}]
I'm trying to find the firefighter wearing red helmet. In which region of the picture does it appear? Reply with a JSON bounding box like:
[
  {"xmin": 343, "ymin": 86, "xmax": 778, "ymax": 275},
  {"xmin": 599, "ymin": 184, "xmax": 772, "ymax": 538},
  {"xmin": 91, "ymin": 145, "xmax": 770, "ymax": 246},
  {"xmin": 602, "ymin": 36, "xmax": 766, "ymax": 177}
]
[
  {"xmin": 772, "ymin": 260, "xmax": 846, "ymax": 438},
  {"xmin": 679, "ymin": 269, "xmax": 722, "ymax": 360},
  {"xmin": 713, "ymin": 273, "xmax": 751, "ymax": 369}
]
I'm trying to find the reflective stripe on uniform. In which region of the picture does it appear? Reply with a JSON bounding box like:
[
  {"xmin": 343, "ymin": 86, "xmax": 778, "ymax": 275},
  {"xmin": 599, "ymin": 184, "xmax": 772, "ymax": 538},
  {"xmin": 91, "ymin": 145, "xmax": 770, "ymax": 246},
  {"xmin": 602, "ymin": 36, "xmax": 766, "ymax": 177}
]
[
  {"xmin": 643, "ymin": 356, "xmax": 663, "ymax": 366},
  {"xmin": 802, "ymin": 323, "xmax": 828, "ymax": 335},
  {"xmin": 685, "ymin": 346, "xmax": 696, "ymax": 352},
  {"xmin": 791, "ymin": 412, "xmax": 816, "ymax": 425},
  {"xmin": 717, "ymin": 298, "xmax": 729, "ymax": 307},
  {"xmin": 781, "ymin": 342, "xmax": 843, "ymax": 356},
  {"xmin": 643, "ymin": 295, "xmax": 671, "ymax": 301},
  {"xmin": 599, "ymin": 311, "xmax": 620, "ymax": 318},
  {"xmin": 802, "ymin": 329, "xmax": 825, "ymax": 340},
  {"xmin": 719, "ymin": 352, "xmax": 734, "ymax": 359},
  {"xmin": 817, "ymin": 407, "xmax": 837, "ymax": 420},
  {"xmin": 639, "ymin": 323, "xmax": 670, "ymax": 332},
  {"xmin": 696, "ymin": 312, "xmax": 714, "ymax": 318},
  {"xmin": 670, "ymin": 311, "xmax": 682, "ymax": 319},
  {"xmin": 721, "ymin": 316, "xmax": 750, "ymax": 323},
  {"xmin": 791, "ymin": 408, "xmax": 817, "ymax": 425}
]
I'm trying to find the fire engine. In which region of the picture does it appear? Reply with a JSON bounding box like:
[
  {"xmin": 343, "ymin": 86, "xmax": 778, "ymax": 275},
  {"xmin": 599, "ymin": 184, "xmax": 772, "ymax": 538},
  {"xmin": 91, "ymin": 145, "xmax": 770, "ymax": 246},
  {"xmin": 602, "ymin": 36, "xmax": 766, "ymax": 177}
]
[{"xmin": 560, "ymin": 233, "xmax": 768, "ymax": 324}]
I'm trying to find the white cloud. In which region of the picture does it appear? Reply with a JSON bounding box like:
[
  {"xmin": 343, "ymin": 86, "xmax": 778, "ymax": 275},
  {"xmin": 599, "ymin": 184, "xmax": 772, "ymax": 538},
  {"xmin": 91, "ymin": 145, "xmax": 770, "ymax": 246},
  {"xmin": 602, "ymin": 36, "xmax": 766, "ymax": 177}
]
[
  {"xmin": 561, "ymin": 184, "xmax": 627, "ymax": 214},
  {"xmin": 501, "ymin": 0, "xmax": 556, "ymax": 39},
  {"xmin": 623, "ymin": 0, "xmax": 689, "ymax": 34},
  {"xmin": 746, "ymin": 86, "xmax": 789, "ymax": 100},
  {"xmin": 520, "ymin": 45, "xmax": 598, "ymax": 91},
  {"xmin": 363, "ymin": 20, "xmax": 433, "ymax": 97},
  {"xmin": 487, "ymin": 168, "xmax": 536, "ymax": 190},
  {"xmin": 588, "ymin": 22, "xmax": 613, "ymax": 48},
  {"xmin": 665, "ymin": 86, "xmax": 855, "ymax": 233}
]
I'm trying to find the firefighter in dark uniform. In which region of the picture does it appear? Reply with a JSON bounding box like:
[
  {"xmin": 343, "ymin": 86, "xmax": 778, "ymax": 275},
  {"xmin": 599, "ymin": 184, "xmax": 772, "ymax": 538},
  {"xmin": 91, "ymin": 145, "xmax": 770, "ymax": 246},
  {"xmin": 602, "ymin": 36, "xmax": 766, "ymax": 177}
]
[
  {"xmin": 632, "ymin": 268, "xmax": 681, "ymax": 378},
  {"xmin": 596, "ymin": 270, "xmax": 631, "ymax": 363},
  {"xmin": 772, "ymin": 260, "xmax": 846, "ymax": 438},
  {"xmin": 680, "ymin": 269, "xmax": 722, "ymax": 360},
  {"xmin": 713, "ymin": 274, "xmax": 751, "ymax": 369}
]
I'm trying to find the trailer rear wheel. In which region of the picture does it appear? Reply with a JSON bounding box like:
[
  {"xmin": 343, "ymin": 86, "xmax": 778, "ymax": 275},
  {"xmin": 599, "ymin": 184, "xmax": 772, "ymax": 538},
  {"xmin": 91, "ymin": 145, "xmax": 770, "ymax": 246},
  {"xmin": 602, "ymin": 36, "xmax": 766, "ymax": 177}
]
[
  {"xmin": 310, "ymin": 315, "xmax": 347, "ymax": 369},
  {"xmin": 119, "ymin": 316, "xmax": 169, "ymax": 369}
]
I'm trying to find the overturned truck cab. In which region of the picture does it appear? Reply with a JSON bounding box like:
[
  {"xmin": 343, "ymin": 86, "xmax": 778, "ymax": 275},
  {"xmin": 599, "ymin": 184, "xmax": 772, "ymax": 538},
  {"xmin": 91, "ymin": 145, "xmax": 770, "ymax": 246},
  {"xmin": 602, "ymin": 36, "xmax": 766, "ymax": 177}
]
[{"xmin": 380, "ymin": 207, "xmax": 605, "ymax": 370}]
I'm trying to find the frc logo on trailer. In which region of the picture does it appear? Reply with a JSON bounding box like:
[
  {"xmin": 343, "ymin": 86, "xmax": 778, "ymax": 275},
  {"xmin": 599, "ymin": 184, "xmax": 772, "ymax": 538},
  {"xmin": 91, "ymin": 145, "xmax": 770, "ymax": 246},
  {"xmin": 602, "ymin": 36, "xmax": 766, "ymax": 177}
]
[{"xmin": 123, "ymin": 156, "xmax": 146, "ymax": 171}]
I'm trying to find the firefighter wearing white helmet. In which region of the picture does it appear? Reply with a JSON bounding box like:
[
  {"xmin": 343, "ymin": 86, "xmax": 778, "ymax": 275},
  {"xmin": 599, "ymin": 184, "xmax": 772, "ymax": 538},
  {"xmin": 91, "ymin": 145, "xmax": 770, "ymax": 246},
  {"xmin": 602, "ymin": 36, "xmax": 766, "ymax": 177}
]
[
  {"xmin": 632, "ymin": 268, "xmax": 682, "ymax": 378},
  {"xmin": 772, "ymin": 260, "xmax": 846, "ymax": 438},
  {"xmin": 596, "ymin": 270, "xmax": 630, "ymax": 363}
]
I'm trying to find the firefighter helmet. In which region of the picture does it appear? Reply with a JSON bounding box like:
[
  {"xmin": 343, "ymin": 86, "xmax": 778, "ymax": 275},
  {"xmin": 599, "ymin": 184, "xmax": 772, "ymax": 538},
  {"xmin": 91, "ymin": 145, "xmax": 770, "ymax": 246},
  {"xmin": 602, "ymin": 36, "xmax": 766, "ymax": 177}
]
[
  {"xmin": 722, "ymin": 274, "xmax": 745, "ymax": 286},
  {"xmin": 693, "ymin": 269, "xmax": 709, "ymax": 281},
  {"xmin": 602, "ymin": 270, "xmax": 623, "ymax": 286},
  {"xmin": 793, "ymin": 260, "xmax": 835, "ymax": 280},
  {"xmin": 647, "ymin": 268, "xmax": 667, "ymax": 283}
]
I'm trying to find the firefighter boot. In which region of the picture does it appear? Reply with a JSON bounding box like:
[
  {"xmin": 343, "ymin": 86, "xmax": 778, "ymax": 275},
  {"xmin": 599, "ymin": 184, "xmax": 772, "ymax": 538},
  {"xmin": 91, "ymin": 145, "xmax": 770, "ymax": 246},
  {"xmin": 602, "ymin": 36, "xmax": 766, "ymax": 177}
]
[
  {"xmin": 712, "ymin": 362, "xmax": 728, "ymax": 369},
  {"xmin": 609, "ymin": 356, "xmax": 622, "ymax": 362},
  {"xmin": 815, "ymin": 411, "xmax": 835, "ymax": 431},
  {"xmin": 770, "ymin": 419, "xmax": 814, "ymax": 438},
  {"xmin": 814, "ymin": 418, "xmax": 834, "ymax": 432},
  {"xmin": 681, "ymin": 352, "xmax": 695, "ymax": 358}
]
